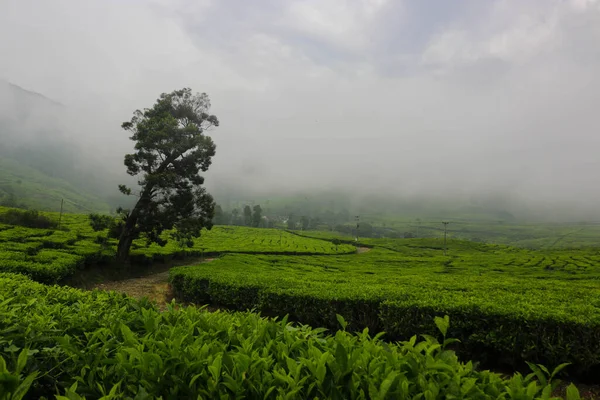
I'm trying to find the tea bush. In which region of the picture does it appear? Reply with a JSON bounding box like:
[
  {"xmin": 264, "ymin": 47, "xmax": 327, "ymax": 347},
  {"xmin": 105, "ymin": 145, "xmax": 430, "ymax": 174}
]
[
  {"xmin": 0, "ymin": 208, "xmax": 57, "ymax": 229},
  {"xmin": 0, "ymin": 273, "xmax": 578, "ymax": 399},
  {"xmin": 170, "ymin": 251, "xmax": 600, "ymax": 375},
  {"xmin": 0, "ymin": 207, "xmax": 357, "ymax": 282}
]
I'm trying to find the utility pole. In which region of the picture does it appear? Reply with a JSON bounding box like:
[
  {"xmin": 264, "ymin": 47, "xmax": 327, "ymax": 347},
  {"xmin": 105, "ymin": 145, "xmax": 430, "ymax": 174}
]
[
  {"xmin": 58, "ymin": 199, "xmax": 64, "ymax": 230},
  {"xmin": 442, "ymin": 221, "xmax": 450, "ymax": 256},
  {"xmin": 355, "ymin": 215, "xmax": 360, "ymax": 242}
]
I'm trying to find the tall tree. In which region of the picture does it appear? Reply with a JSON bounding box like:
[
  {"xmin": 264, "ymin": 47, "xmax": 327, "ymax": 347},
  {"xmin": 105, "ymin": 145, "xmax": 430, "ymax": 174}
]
[
  {"xmin": 213, "ymin": 204, "xmax": 225, "ymax": 225},
  {"xmin": 252, "ymin": 204, "xmax": 262, "ymax": 228},
  {"xmin": 231, "ymin": 208, "xmax": 240, "ymax": 225},
  {"xmin": 243, "ymin": 205, "xmax": 252, "ymax": 226},
  {"xmin": 287, "ymin": 214, "xmax": 296, "ymax": 230},
  {"xmin": 115, "ymin": 88, "xmax": 218, "ymax": 263},
  {"xmin": 300, "ymin": 216, "xmax": 310, "ymax": 231}
]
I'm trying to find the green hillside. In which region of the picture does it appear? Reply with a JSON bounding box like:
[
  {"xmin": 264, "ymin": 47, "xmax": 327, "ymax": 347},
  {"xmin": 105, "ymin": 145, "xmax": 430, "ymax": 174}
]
[{"xmin": 0, "ymin": 156, "xmax": 111, "ymax": 213}]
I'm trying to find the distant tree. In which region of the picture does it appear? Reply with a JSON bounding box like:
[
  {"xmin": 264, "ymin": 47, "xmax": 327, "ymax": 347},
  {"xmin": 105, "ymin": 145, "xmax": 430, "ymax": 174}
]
[
  {"xmin": 0, "ymin": 193, "xmax": 19, "ymax": 208},
  {"xmin": 308, "ymin": 217, "xmax": 321, "ymax": 230},
  {"xmin": 287, "ymin": 214, "xmax": 296, "ymax": 230},
  {"xmin": 300, "ymin": 216, "xmax": 309, "ymax": 231},
  {"xmin": 89, "ymin": 213, "xmax": 115, "ymax": 232},
  {"xmin": 231, "ymin": 208, "xmax": 241, "ymax": 225},
  {"xmin": 252, "ymin": 205, "xmax": 262, "ymax": 228},
  {"xmin": 259, "ymin": 216, "xmax": 269, "ymax": 228},
  {"xmin": 0, "ymin": 209, "xmax": 56, "ymax": 229},
  {"xmin": 243, "ymin": 205, "xmax": 252, "ymax": 226},
  {"xmin": 360, "ymin": 222, "xmax": 374, "ymax": 238},
  {"xmin": 337, "ymin": 209, "xmax": 350, "ymax": 223},
  {"xmin": 213, "ymin": 204, "xmax": 225, "ymax": 225},
  {"xmin": 114, "ymin": 88, "xmax": 218, "ymax": 263}
]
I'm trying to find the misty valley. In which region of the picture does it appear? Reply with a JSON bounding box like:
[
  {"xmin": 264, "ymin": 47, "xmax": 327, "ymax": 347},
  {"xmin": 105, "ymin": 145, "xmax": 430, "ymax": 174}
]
[
  {"xmin": 1, "ymin": 84, "xmax": 599, "ymax": 400},
  {"xmin": 2, "ymin": 1, "xmax": 600, "ymax": 397}
]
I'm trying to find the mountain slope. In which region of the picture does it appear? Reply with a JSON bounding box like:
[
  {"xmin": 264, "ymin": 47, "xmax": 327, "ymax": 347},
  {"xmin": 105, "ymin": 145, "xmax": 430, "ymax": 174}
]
[
  {"xmin": 0, "ymin": 157, "xmax": 111, "ymax": 213},
  {"xmin": 0, "ymin": 80, "xmax": 126, "ymax": 212}
]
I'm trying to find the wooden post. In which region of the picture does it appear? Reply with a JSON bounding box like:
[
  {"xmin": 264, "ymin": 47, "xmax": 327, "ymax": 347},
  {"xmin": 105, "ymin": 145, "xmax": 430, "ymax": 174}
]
[
  {"xmin": 58, "ymin": 199, "xmax": 64, "ymax": 230},
  {"xmin": 442, "ymin": 221, "xmax": 449, "ymax": 255}
]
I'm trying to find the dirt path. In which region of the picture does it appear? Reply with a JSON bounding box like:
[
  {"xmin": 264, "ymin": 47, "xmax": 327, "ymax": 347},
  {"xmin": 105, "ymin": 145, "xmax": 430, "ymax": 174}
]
[
  {"xmin": 92, "ymin": 247, "xmax": 372, "ymax": 307},
  {"xmin": 90, "ymin": 258, "xmax": 215, "ymax": 310}
]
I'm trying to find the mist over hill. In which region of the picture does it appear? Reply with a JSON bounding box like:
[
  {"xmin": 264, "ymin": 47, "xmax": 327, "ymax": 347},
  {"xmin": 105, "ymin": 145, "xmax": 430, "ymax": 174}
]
[
  {"xmin": 2, "ymin": 0, "xmax": 600, "ymax": 222},
  {"xmin": 0, "ymin": 77, "xmax": 598, "ymax": 222},
  {"xmin": 0, "ymin": 81, "xmax": 131, "ymax": 212}
]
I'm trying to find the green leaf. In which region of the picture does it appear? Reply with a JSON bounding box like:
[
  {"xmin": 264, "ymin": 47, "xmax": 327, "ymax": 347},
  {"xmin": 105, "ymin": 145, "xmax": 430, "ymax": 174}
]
[
  {"xmin": 379, "ymin": 371, "xmax": 398, "ymax": 398},
  {"xmin": 526, "ymin": 362, "xmax": 547, "ymax": 386},
  {"xmin": 336, "ymin": 314, "xmax": 348, "ymax": 331},
  {"xmin": 11, "ymin": 371, "xmax": 38, "ymax": 400},
  {"xmin": 566, "ymin": 383, "xmax": 581, "ymax": 400},
  {"xmin": 550, "ymin": 363, "xmax": 571, "ymax": 380},
  {"xmin": 16, "ymin": 348, "xmax": 28, "ymax": 375},
  {"xmin": 335, "ymin": 343, "xmax": 348, "ymax": 373},
  {"xmin": 434, "ymin": 315, "xmax": 449, "ymax": 337},
  {"xmin": 0, "ymin": 355, "xmax": 7, "ymax": 373}
]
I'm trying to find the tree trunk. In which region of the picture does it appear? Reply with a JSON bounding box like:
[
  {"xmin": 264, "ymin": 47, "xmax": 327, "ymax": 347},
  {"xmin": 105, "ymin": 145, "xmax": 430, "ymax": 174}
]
[
  {"xmin": 115, "ymin": 182, "xmax": 158, "ymax": 265},
  {"xmin": 116, "ymin": 211, "xmax": 140, "ymax": 265}
]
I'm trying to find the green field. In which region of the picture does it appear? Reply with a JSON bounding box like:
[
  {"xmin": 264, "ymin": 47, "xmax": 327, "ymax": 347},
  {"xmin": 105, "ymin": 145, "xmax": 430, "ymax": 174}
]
[
  {"xmin": 296, "ymin": 219, "xmax": 600, "ymax": 249},
  {"xmin": 0, "ymin": 206, "xmax": 598, "ymax": 397},
  {"xmin": 170, "ymin": 240, "xmax": 600, "ymax": 376},
  {"xmin": 0, "ymin": 207, "xmax": 356, "ymax": 283}
]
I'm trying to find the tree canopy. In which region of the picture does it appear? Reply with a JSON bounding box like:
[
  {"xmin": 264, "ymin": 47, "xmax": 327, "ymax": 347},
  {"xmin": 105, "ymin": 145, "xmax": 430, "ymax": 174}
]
[{"xmin": 115, "ymin": 88, "xmax": 219, "ymax": 262}]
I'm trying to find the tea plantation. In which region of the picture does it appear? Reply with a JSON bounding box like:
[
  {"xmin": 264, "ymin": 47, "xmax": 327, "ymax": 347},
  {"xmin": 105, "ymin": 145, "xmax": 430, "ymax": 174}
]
[
  {"xmin": 170, "ymin": 242, "xmax": 600, "ymax": 377},
  {"xmin": 0, "ymin": 207, "xmax": 355, "ymax": 283},
  {"xmin": 0, "ymin": 206, "xmax": 594, "ymax": 398},
  {"xmin": 2, "ymin": 273, "xmax": 580, "ymax": 399}
]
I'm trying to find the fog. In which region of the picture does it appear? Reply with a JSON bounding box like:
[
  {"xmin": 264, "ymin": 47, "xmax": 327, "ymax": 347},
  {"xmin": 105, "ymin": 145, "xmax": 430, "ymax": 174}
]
[{"xmin": 1, "ymin": 0, "xmax": 600, "ymax": 220}]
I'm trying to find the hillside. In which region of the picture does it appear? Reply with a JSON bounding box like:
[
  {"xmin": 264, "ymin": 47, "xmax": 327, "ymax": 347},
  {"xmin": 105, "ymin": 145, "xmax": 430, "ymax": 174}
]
[
  {"xmin": 0, "ymin": 157, "xmax": 111, "ymax": 213},
  {"xmin": 0, "ymin": 81, "xmax": 125, "ymax": 212}
]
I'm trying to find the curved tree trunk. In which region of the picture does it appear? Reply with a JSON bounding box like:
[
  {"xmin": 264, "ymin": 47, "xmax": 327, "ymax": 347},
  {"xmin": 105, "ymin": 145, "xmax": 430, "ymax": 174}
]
[{"xmin": 116, "ymin": 211, "xmax": 140, "ymax": 265}]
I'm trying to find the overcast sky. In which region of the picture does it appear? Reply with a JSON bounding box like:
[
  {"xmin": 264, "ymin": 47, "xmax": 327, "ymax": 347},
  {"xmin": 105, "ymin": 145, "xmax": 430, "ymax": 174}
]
[{"xmin": 1, "ymin": 0, "xmax": 599, "ymax": 209}]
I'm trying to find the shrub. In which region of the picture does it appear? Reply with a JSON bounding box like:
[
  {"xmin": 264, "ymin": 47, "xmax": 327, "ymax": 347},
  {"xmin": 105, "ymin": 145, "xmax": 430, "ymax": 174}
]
[
  {"xmin": 0, "ymin": 209, "xmax": 57, "ymax": 229},
  {"xmin": 169, "ymin": 252, "xmax": 600, "ymax": 378},
  {"xmin": 0, "ymin": 273, "xmax": 578, "ymax": 399}
]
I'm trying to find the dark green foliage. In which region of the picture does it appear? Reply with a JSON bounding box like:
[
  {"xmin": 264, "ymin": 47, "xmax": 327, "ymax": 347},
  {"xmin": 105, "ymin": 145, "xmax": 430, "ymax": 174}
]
[
  {"xmin": 212, "ymin": 204, "xmax": 227, "ymax": 225},
  {"xmin": 252, "ymin": 204, "xmax": 262, "ymax": 228},
  {"xmin": 300, "ymin": 216, "xmax": 309, "ymax": 231},
  {"xmin": 116, "ymin": 88, "xmax": 218, "ymax": 262},
  {"xmin": 88, "ymin": 213, "xmax": 114, "ymax": 232},
  {"xmin": 287, "ymin": 213, "xmax": 296, "ymax": 230},
  {"xmin": 0, "ymin": 273, "xmax": 576, "ymax": 399},
  {"xmin": 0, "ymin": 192, "xmax": 25, "ymax": 209},
  {"xmin": 243, "ymin": 205, "xmax": 252, "ymax": 226},
  {"xmin": 0, "ymin": 209, "xmax": 57, "ymax": 229}
]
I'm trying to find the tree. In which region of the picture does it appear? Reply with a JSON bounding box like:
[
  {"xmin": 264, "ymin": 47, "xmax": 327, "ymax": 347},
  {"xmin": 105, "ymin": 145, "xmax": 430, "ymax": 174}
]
[
  {"xmin": 213, "ymin": 204, "xmax": 225, "ymax": 225},
  {"xmin": 243, "ymin": 205, "xmax": 252, "ymax": 226},
  {"xmin": 115, "ymin": 88, "xmax": 218, "ymax": 263},
  {"xmin": 252, "ymin": 205, "xmax": 262, "ymax": 227},
  {"xmin": 300, "ymin": 216, "xmax": 309, "ymax": 231},
  {"xmin": 231, "ymin": 208, "xmax": 241, "ymax": 225},
  {"xmin": 287, "ymin": 214, "xmax": 296, "ymax": 230}
]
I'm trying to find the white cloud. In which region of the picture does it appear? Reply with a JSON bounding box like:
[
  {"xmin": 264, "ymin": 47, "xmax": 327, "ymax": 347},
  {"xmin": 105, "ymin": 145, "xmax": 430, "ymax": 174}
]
[{"xmin": 1, "ymin": 0, "xmax": 600, "ymax": 212}]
